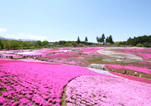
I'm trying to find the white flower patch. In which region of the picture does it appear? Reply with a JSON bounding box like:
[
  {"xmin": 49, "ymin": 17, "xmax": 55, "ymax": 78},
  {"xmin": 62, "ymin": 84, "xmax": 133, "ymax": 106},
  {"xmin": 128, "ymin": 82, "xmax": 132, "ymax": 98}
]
[
  {"xmin": 97, "ymin": 47, "xmax": 143, "ymax": 60},
  {"xmin": 17, "ymin": 51, "xmax": 37, "ymax": 54}
]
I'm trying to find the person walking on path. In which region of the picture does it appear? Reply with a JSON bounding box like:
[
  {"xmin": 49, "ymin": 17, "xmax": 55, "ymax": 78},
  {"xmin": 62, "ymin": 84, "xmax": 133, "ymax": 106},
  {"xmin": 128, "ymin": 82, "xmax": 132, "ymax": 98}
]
[
  {"xmin": 124, "ymin": 70, "xmax": 127, "ymax": 74},
  {"xmin": 112, "ymin": 69, "xmax": 114, "ymax": 72},
  {"xmin": 139, "ymin": 74, "xmax": 142, "ymax": 77},
  {"xmin": 135, "ymin": 72, "xmax": 137, "ymax": 76}
]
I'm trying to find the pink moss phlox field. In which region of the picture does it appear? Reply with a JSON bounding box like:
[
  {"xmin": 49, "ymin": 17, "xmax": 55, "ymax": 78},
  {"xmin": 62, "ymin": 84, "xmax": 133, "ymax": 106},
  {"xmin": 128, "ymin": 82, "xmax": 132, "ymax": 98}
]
[
  {"xmin": 65, "ymin": 75, "xmax": 151, "ymax": 106},
  {"xmin": 47, "ymin": 56, "xmax": 89, "ymax": 66},
  {"xmin": 112, "ymin": 48, "xmax": 151, "ymax": 60},
  {"xmin": 18, "ymin": 59, "xmax": 61, "ymax": 65},
  {"xmin": 109, "ymin": 72, "xmax": 151, "ymax": 84},
  {"xmin": 0, "ymin": 61, "xmax": 107, "ymax": 105},
  {"xmin": 23, "ymin": 52, "xmax": 50, "ymax": 57},
  {"xmin": 80, "ymin": 47, "xmax": 106, "ymax": 56},
  {"xmin": 36, "ymin": 48, "xmax": 52, "ymax": 51},
  {"xmin": 3, "ymin": 49, "xmax": 34, "ymax": 52},
  {"xmin": 105, "ymin": 64, "xmax": 151, "ymax": 74},
  {"xmin": 137, "ymin": 52, "xmax": 151, "ymax": 60},
  {"xmin": 3, "ymin": 53, "xmax": 23, "ymax": 58},
  {"xmin": 138, "ymin": 61, "xmax": 151, "ymax": 65},
  {"xmin": 43, "ymin": 54, "xmax": 80, "ymax": 58},
  {"xmin": 66, "ymin": 52, "xmax": 79, "ymax": 55}
]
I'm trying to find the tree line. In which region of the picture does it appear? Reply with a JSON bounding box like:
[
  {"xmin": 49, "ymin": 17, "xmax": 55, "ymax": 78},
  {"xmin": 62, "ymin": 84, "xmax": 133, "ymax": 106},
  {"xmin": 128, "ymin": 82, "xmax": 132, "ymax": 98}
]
[
  {"xmin": 0, "ymin": 34, "xmax": 114, "ymax": 50},
  {"xmin": 118, "ymin": 35, "xmax": 151, "ymax": 47},
  {"xmin": 0, "ymin": 39, "xmax": 49, "ymax": 50},
  {"xmin": 96, "ymin": 34, "xmax": 114, "ymax": 44}
]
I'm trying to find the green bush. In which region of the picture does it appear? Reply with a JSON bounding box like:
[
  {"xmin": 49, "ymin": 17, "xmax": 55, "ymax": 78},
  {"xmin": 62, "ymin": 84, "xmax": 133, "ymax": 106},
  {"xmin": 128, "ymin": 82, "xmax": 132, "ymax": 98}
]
[{"xmin": 136, "ymin": 43, "xmax": 143, "ymax": 47}]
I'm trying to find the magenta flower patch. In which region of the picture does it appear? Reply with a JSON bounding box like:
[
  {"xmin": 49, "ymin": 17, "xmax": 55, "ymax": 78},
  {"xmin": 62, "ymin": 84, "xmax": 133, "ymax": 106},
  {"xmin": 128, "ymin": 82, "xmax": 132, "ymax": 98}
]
[
  {"xmin": 0, "ymin": 61, "xmax": 106, "ymax": 105},
  {"xmin": 105, "ymin": 64, "xmax": 151, "ymax": 74}
]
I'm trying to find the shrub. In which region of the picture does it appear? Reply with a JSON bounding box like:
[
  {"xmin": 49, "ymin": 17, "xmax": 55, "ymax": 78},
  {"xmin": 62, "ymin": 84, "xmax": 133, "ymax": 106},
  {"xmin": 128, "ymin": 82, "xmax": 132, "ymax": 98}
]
[{"xmin": 136, "ymin": 43, "xmax": 143, "ymax": 47}]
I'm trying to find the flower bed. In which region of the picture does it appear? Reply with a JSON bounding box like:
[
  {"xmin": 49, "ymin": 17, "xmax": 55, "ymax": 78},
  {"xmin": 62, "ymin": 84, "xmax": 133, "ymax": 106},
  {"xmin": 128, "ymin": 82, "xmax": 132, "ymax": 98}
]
[
  {"xmin": 43, "ymin": 54, "xmax": 80, "ymax": 58},
  {"xmin": 105, "ymin": 64, "xmax": 151, "ymax": 74},
  {"xmin": 3, "ymin": 53, "xmax": 23, "ymax": 58},
  {"xmin": 138, "ymin": 61, "xmax": 151, "ymax": 65},
  {"xmin": 97, "ymin": 48, "xmax": 142, "ymax": 60},
  {"xmin": 109, "ymin": 72, "xmax": 151, "ymax": 84},
  {"xmin": 0, "ymin": 61, "xmax": 105, "ymax": 105},
  {"xmin": 65, "ymin": 75, "xmax": 151, "ymax": 106},
  {"xmin": 112, "ymin": 48, "xmax": 151, "ymax": 60},
  {"xmin": 46, "ymin": 56, "xmax": 89, "ymax": 66}
]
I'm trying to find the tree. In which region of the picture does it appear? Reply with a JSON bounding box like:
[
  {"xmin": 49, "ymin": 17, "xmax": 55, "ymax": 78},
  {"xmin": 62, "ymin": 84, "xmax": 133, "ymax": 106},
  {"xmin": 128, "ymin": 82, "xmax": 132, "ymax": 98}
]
[
  {"xmin": 126, "ymin": 37, "xmax": 132, "ymax": 45},
  {"xmin": 3, "ymin": 40, "xmax": 10, "ymax": 50},
  {"xmin": 101, "ymin": 34, "xmax": 105, "ymax": 45},
  {"xmin": 106, "ymin": 37, "xmax": 109, "ymax": 44},
  {"xmin": 77, "ymin": 36, "xmax": 80, "ymax": 44},
  {"xmin": 85, "ymin": 36, "xmax": 88, "ymax": 42},
  {"xmin": 21, "ymin": 42, "xmax": 27, "ymax": 49},
  {"xmin": 64, "ymin": 42, "xmax": 69, "ymax": 47},
  {"xmin": 37, "ymin": 40, "xmax": 42, "ymax": 46},
  {"xmin": 59, "ymin": 40, "xmax": 66, "ymax": 45},
  {"xmin": 96, "ymin": 36, "xmax": 99, "ymax": 43},
  {"xmin": 32, "ymin": 41, "xmax": 38, "ymax": 47},
  {"xmin": 9, "ymin": 40, "xmax": 19, "ymax": 50},
  {"xmin": 71, "ymin": 42, "xmax": 77, "ymax": 47},
  {"xmin": 109, "ymin": 35, "xmax": 114, "ymax": 44},
  {"xmin": 42, "ymin": 40, "xmax": 49, "ymax": 46},
  {"xmin": 0, "ymin": 39, "xmax": 4, "ymax": 49}
]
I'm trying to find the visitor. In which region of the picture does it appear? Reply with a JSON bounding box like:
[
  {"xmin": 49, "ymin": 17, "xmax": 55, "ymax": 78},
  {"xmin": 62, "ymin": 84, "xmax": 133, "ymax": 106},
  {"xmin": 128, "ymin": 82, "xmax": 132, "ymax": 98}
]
[
  {"xmin": 103, "ymin": 67, "xmax": 106, "ymax": 70},
  {"xmin": 124, "ymin": 70, "xmax": 127, "ymax": 74},
  {"xmin": 139, "ymin": 74, "xmax": 142, "ymax": 77},
  {"xmin": 127, "ymin": 72, "xmax": 129, "ymax": 75},
  {"xmin": 122, "ymin": 71, "xmax": 125, "ymax": 74},
  {"xmin": 135, "ymin": 72, "xmax": 137, "ymax": 76},
  {"xmin": 112, "ymin": 69, "xmax": 114, "ymax": 72}
]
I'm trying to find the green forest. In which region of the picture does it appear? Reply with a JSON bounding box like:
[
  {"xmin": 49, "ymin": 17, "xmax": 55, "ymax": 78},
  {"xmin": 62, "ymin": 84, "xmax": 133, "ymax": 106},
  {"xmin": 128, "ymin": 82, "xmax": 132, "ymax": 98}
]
[{"xmin": 0, "ymin": 35, "xmax": 150, "ymax": 50}]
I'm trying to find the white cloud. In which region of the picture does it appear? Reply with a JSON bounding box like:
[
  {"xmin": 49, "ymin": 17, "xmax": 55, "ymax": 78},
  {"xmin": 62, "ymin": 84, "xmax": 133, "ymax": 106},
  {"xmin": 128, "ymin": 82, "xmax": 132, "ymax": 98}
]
[
  {"xmin": 2, "ymin": 33, "xmax": 47, "ymax": 41},
  {"xmin": 18, "ymin": 33, "xmax": 47, "ymax": 40},
  {"xmin": 5, "ymin": 34, "xmax": 17, "ymax": 38},
  {"xmin": 0, "ymin": 28, "xmax": 7, "ymax": 32},
  {"xmin": 115, "ymin": 39, "xmax": 124, "ymax": 42}
]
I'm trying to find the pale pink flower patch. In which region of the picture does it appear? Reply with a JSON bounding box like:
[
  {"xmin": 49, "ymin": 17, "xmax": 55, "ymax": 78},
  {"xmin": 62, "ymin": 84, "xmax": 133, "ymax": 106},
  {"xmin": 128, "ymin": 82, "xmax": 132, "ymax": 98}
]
[{"xmin": 65, "ymin": 75, "xmax": 151, "ymax": 106}]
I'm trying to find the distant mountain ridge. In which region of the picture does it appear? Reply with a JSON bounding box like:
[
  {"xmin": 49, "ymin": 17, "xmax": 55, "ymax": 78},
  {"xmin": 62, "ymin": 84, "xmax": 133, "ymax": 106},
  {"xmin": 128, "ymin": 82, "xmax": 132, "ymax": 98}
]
[{"xmin": 0, "ymin": 36, "xmax": 34, "ymax": 41}]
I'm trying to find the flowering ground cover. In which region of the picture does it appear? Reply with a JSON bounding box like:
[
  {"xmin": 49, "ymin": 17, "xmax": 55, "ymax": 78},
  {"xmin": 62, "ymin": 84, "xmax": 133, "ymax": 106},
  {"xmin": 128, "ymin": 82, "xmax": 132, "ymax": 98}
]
[
  {"xmin": 109, "ymin": 72, "xmax": 151, "ymax": 84},
  {"xmin": 23, "ymin": 52, "xmax": 50, "ymax": 57},
  {"xmin": 46, "ymin": 57, "xmax": 89, "ymax": 66},
  {"xmin": 80, "ymin": 47, "xmax": 105, "ymax": 56},
  {"xmin": 138, "ymin": 61, "xmax": 151, "ymax": 65},
  {"xmin": 0, "ymin": 60, "xmax": 106, "ymax": 106},
  {"xmin": 3, "ymin": 53, "xmax": 23, "ymax": 58},
  {"xmin": 43, "ymin": 54, "xmax": 80, "ymax": 58},
  {"xmin": 0, "ymin": 47, "xmax": 151, "ymax": 105},
  {"xmin": 105, "ymin": 64, "xmax": 151, "ymax": 74},
  {"xmin": 111, "ymin": 47, "xmax": 151, "ymax": 60},
  {"xmin": 65, "ymin": 75, "xmax": 151, "ymax": 106},
  {"xmin": 97, "ymin": 47, "xmax": 143, "ymax": 60}
]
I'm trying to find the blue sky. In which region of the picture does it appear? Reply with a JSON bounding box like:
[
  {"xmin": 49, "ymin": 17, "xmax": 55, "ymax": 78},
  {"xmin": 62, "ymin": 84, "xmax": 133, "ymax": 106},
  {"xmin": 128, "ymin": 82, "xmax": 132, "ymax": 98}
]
[{"xmin": 0, "ymin": 0, "xmax": 151, "ymax": 43}]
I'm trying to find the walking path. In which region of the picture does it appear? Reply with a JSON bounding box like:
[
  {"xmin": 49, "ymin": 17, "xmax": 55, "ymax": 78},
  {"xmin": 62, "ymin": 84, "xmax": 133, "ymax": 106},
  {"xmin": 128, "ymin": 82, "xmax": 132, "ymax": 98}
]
[{"xmin": 87, "ymin": 67, "xmax": 125, "ymax": 79}]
